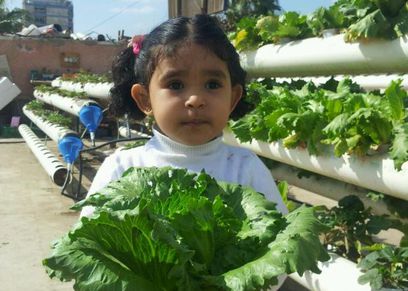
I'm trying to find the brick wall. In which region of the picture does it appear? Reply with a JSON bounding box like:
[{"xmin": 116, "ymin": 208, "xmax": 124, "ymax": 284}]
[
  {"xmin": 0, "ymin": 36, "xmax": 126, "ymax": 97},
  {"xmin": 0, "ymin": 36, "xmax": 126, "ymax": 125}
]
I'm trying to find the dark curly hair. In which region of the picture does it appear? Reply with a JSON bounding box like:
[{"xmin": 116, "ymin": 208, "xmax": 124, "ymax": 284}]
[{"xmin": 110, "ymin": 14, "xmax": 249, "ymax": 120}]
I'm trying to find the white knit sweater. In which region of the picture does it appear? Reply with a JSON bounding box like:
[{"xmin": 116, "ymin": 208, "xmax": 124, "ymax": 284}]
[{"xmin": 80, "ymin": 129, "xmax": 287, "ymax": 217}]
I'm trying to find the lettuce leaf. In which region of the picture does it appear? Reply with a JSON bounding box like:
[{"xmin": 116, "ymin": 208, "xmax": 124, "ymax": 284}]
[{"xmin": 44, "ymin": 167, "xmax": 329, "ymax": 290}]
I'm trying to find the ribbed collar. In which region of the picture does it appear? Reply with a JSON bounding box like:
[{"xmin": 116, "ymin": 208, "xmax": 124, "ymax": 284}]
[{"xmin": 150, "ymin": 127, "xmax": 223, "ymax": 156}]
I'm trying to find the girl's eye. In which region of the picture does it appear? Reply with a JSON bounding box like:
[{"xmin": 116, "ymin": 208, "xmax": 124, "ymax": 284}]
[
  {"xmin": 168, "ymin": 81, "xmax": 184, "ymax": 90},
  {"xmin": 206, "ymin": 81, "xmax": 222, "ymax": 89}
]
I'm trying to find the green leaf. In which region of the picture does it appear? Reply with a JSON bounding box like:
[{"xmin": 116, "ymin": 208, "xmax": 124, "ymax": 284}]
[
  {"xmin": 345, "ymin": 9, "xmax": 395, "ymax": 41},
  {"xmin": 358, "ymin": 268, "xmax": 383, "ymax": 289},
  {"xmin": 323, "ymin": 113, "xmax": 349, "ymax": 137},
  {"xmin": 307, "ymin": 6, "xmax": 345, "ymax": 35},
  {"xmin": 393, "ymin": 4, "xmax": 408, "ymax": 37},
  {"xmin": 43, "ymin": 211, "xmax": 196, "ymax": 291},
  {"xmin": 385, "ymin": 79, "xmax": 407, "ymax": 122},
  {"xmin": 217, "ymin": 206, "xmax": 330, "ymax": 291},
  {"xmin": 390, "ymin": 123, "xmax": 408, "ymax": 170},
  {"xmin": 256, "ymin": 15, "xmax": 279, "ymax": 43}
]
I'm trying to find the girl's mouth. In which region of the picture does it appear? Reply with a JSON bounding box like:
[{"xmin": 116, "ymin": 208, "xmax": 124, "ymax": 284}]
[{"xmin": 181, "ymin": 119, "xmax": 208, "ymax": 126}]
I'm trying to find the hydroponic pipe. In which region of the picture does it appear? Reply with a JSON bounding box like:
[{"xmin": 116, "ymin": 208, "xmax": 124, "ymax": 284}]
[
  {"xmin": 289, "ymin": 253, "xmax": 370, "ymax": 291},
  {"xmin": 33, "ymin": 89, "xmax": 100, "ymax": 116},
  {"xmin": 18, "ymin": 124, "xmax": 67, "ymax": 186},
  {"xmin": 51, "ymin": 77, "xmax": 112, "ymax": 99},
  {"xmin": 0, "ymin": 77, "xmax": 21, "ymax": 110},
  {"xmin": 240, "ymin": 34, "xmax": 408, "ymax": 78},
  {"xmin": 223, "ymin": 130, "xmax": 408, "ymax": 201},
  {"xmin": 118, "ymin": 126, "xmax": 151, "ymax": 139},
  {"xmin": 33, "ymin": 90, "xmax": 103, "ymax": 146},
  {"xmin": 23, "ymin": 105, "xmax": 83, "ymax": 166},
  {"xmin": 270, "ymin": 162, "xmax": 406, "ymax": 221},
  {"xmin": 23, "ymin": 105, "xmax": 77, "ymax": 143}
]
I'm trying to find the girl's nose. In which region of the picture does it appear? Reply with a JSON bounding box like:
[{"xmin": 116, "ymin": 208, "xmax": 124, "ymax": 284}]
[{"xmin": 185, "ymin": 94, "xmax": 205, "ymax": 109}]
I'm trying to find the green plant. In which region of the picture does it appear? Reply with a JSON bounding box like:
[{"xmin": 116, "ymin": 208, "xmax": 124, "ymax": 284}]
[
  {"xmin": 229, "ymin": 12, "xmax": 314, "ymax": 50},
  {"xmin": 341, "ymin": 0, "xmax": 408, "ymax": 41},
  {"xmin": 0, "ymin": 0, "xmax": 31, "ymax": 33},
  {"xmin": 229, "ymin": 77, "xmax": 408, "ymax": 170},
  {"xmin": 61, "ymin": 70, "xmax": 111, "ymax": 84},
  {"xmin": 25, "ymin": 100, "xmax": 72, "ymax": 128},
  {"xmin": 306, "ymin": 6, "xmax": 346, "ymax": 36},
  {"xmin": 358, "ymin": 245, "xmax": 408, "ymax": 290},
  {"xmin": 45, "ymin": 111, "xmax": 72, "ymax": 128},
  {"xmin": 228, "ymin": 0, "xmax": 408, "ymax": 50},
  {"xmin": 223, "ymin": 0, "xmax": 280, "ymax": 32},
  {"xmin": 43, "ymin": 167, "xmax": 329, "ymax": 291},
  {"xmin": 35, "ymin": 84, "xmax": 88, "ymax": 99},
  {"xmin": 277, "ymin": 180, "xmax": 298, "ymax": 212},
  {"xmin": 315, "ymin": 195, "xmax": 393, "ymax": 261}
]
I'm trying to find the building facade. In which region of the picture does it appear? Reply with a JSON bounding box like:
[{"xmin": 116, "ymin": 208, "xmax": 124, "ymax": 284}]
[
  {"xmin": 168, "ymin": 0, "xmax": 225, "ymax": 18},
  {"xmin": 22, "ymin": 0, "xmax": 73, "ymax": 31}
]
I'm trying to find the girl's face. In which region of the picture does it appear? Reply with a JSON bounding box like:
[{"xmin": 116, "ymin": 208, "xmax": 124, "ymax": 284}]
[{"xmin": 132, "ymin": 43, "xmax": 242, "ymax": 146}]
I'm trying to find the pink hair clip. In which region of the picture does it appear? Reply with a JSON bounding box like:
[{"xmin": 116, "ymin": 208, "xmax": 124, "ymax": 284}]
[{"xmin": 129, "ymin": 35, "xmax": 144, "ymax": 56}]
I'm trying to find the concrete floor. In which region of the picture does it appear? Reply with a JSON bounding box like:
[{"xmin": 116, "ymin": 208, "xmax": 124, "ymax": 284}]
[{"xmin": 0, "ymin": 138, "xmax": 80, "ymax": 291}]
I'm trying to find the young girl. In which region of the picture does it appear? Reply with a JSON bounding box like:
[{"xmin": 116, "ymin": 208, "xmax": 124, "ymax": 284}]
[{"xmin": 80, "ymin": 14, "xmax": 287, "ymax": 217}]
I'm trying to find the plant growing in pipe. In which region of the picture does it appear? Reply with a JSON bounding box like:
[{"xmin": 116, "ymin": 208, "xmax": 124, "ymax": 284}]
[
  {"xmin": 358, "ymin": 244, "xmax": 408, "ymax": 290},
  {"xmin": 34, "ymin": 86, "xmax": 104, "ymax": 146},
  {"xmin": 316, "ymin": 195, "xmax": 407, "ymax": 262},
  {"xmin": 24, "ymin": 101, "xmax": 83, "ymax": 179}
]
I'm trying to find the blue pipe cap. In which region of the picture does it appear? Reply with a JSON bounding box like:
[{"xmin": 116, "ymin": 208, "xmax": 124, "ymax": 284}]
[
  {"xmin": 58, "ymin": 135, "xmax": 83, "ymax": 164},
  {"xmin": 79, "ymin": 105, "xmax": 103, "ymax": 133}
]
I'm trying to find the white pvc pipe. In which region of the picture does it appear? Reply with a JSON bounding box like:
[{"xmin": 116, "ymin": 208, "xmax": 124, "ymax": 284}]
[
  {"xmin": 275, "ymin": 74, "xmax": 408, "ymax": 92},
  {"xmin": 0, "ymin": 77, "xmax": 21, "ymax": 110},
  {"xmin": 18, "ymin": 124, "xmax": 67, "ymax": 186},
  {"xmin": 51, "ymin": 78, "xmax": 112, "ymax": 99},
  {"xmin": 271, "ymin": 163, "xmax": 375, "ymax": 210},
  {"xmin": 240, "ymin": 34, "xmax": 408, "ymax": 77},
  {"xmin": 223, "ymin": 130, "xmax": 408, "ymax": 201},
  {"xmin": 289, "ymin": 253, "xmax": 370, "ymax": 291},
  {"xmin": 118, "ymin": 126, "xmax": 151, "ymax": 139},
  {"xmin": 23, "ymin": 106, "xmax": 76, "ymax": 143},
  {"xmin": 33, "ymin": 90, "xmax": 99, "ymax": 116}
]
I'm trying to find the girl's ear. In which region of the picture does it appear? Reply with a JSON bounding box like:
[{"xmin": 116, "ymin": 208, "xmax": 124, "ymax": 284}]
[
  {"xmin": 131, "ymin": 84, "xmax": 153, "ymax": 116},
  {"xmin": 230, "ymin": 84, "xmax": 243, "ymax": 112}
]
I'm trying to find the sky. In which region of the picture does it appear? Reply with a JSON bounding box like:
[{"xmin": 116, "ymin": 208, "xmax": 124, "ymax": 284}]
[{"xmin": 4, "ymin": 0, "xmax": 335, "ymax": 40}]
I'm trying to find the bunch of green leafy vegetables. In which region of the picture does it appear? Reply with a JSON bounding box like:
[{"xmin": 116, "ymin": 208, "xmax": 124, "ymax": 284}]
[
  {"xmin": 229, "ymin": 0, "xmax": 408, "ymax": 50},
  {"xmin": 229, "ymin": 12, "xmax": 313, "ymax": 51},
  {"xmin": 43, "ymin": 167, "xmax": 329, "ymax": 291},
  {"xmin": 229, "ymin": 77, "xmax": 408, "ymax": 170}
]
